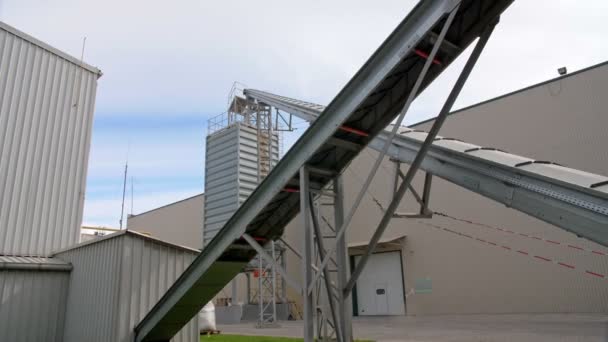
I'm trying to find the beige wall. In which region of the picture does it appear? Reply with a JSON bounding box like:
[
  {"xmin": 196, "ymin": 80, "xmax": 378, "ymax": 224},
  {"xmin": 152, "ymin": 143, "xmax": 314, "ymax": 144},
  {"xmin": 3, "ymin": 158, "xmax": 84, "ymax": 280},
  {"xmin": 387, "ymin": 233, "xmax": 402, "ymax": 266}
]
[
  {"xmin": 127, "ymin": 194, "xmax": 204, "ymax": 250},
  {"xmin": 395, "ymin": 62, "xmax": 608, "ymax": 314},
  {"xmin": 281, "ymin": 62, "xmax": 608, "ymax": 315}
]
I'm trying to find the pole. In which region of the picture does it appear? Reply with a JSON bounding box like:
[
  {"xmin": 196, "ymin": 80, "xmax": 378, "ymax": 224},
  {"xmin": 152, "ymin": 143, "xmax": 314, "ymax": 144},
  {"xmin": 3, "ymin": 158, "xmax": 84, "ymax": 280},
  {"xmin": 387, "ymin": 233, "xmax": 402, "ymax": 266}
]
[
  {"xmin": 334, "ymin": 176, "xmax": 352, "ymax": 341},
  {"xmin": 258, "ymin": 253, "xmax": 263, "ymax": 325},
  {"xmin": 119, "ymin": 162, "xmax": 128, "ymax": 229},
  {"xmin": 309, "ymin": 195, "xmax": 343, "ymax": 342},
  {"xmin": 271, "ymin": 240, "xmax": 278, "ymax": 323},
  {"xmin": 300, "ymin": 167, "xmax": 314, "ymax": 342},
  {"xmin": 131, "ymin": 176, "xmax": 134, "ymax": 215}
]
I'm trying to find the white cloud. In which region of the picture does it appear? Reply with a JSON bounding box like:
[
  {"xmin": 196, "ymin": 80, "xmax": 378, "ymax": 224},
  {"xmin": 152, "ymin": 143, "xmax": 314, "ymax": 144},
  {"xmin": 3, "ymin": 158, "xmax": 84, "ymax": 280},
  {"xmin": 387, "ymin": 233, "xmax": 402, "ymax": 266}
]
[{"xmin": 3, "ymin": 1, "xmax": 606, "ymax": 118}]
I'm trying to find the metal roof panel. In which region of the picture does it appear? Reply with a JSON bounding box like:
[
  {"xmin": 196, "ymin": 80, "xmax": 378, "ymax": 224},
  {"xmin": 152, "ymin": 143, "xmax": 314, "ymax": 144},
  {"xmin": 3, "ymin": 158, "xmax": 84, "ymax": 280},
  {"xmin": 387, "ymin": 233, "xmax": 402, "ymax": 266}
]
[{"xmin": 517, "ymin": 163, "xmax": 608, "ymax": 190}]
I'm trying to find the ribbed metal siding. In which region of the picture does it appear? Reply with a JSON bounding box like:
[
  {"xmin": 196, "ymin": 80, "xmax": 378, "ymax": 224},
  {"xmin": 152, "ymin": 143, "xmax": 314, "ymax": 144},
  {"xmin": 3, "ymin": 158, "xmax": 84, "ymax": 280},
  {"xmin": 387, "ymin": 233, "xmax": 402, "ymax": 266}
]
[
  {"xmin": 204, "ymin": 125, "xmax": 240, "ymax": 246},
  {"xmin": 203, "ymin": 123, "xmax": 278, "ymax": 246},
  {"xmin": 54, "ymin": 232, "xmax": 198, "ymax": 342},
  {"xmin": 0, "ymin": 22, "xmax": 100, "ymax": 256},
  {"xmin": 0, "ymin": 268, "xmax": 70, "ymax": 342}
]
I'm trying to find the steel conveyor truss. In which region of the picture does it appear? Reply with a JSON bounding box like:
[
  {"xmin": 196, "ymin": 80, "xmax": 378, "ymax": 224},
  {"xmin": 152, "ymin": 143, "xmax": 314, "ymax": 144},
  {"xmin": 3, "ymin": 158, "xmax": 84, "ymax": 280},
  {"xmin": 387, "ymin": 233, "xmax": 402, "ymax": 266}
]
[
  {"xmin": 135, "ymin": 1, "xmax": 514, "ymax": 340},
  {"xmin": 244, "ymin": 89, "xmax": 608, "ymax": 246}
]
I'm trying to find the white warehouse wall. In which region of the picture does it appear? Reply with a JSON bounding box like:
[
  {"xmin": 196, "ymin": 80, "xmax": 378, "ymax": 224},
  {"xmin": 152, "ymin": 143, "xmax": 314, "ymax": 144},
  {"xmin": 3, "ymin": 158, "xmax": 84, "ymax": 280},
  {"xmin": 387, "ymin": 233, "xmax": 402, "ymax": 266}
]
[{"xmin": 0, "ymin": 21, "xmax": 101, "ymax": 256}]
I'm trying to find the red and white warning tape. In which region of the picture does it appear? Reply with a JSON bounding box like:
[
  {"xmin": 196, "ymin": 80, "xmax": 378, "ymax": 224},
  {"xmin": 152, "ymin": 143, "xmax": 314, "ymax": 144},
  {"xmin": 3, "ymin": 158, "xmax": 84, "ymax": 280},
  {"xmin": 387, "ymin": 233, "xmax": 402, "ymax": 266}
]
[
  {"xmin": 419, "ymin": 221, "xmax": 608, "ymax": 281},
  {"xmin": 434, "ymin": 212, "xmax": 608, "ymax": 257}
]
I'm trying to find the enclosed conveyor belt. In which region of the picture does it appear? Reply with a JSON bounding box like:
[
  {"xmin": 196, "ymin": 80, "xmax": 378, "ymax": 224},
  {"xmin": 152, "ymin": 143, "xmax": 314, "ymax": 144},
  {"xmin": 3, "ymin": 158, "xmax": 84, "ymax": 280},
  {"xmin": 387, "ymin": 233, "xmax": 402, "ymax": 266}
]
[
  {"xmin": 244, "ymin": 88, "xmax": 608, "ymax": 246},
  {"xmin": 135, "ymin": 1, "xmax": 513, "ymax": 340}
]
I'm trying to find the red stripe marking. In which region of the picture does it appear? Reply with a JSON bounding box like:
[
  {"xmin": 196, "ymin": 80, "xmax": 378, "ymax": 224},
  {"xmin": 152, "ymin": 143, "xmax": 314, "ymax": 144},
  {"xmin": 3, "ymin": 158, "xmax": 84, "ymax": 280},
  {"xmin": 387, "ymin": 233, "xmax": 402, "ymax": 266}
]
[
  {"xmin": 546, "ymin": 240, "xmax": 560, "ymax": 245},
  {"xmin": 568, "ymin": 244, "xmax": 584, "ymax": 251},
  {"xmin": 501, "ymin": 245, "xmax": 512, "ymax": 250},
  {"xmin": 413, "ymin": 49, "xmax": 442, "ymax": 65},
  {"xmin": 592, "ymin": 250, "xmax": 606, "ymax": 256},
  {"xmin": 282, "ymin": 187, "xmax": 299, "ymax": 193},
  {"xmin": 517, "ymin": 250, "xmax": 529, "ymax": 255},
  {"xmin": 558, "ymin": 262, "xmax": 575, "ymax": 269},
  {"xmin": 339, "ymin": 125, "xmax": 369, "ymax": 137},
  {"xmin": 534, "ymin": 255, "xmax": 552, "ymax": 262},
  {"xmin": 585, "ymin": 270, "xmax": 605, "ymax": 278}
]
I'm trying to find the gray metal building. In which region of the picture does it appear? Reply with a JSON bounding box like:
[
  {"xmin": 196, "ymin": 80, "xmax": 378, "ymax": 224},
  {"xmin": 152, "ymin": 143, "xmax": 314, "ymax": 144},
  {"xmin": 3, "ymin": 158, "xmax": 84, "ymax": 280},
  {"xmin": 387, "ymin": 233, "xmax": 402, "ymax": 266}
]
[
  {"xmin": 0, "ymin": 256, "xmax": 71, "ymax": 342},
  {"xmin": 0, "ymin": 21, "xmax": 201, "ymax": 342},
  {"xmin": 52, "ymin": 230, "xmax": 199, "ymax": 342},
  {"xmin": 0, "ymin": 21, "xmax": 101, "ymax": 256}
]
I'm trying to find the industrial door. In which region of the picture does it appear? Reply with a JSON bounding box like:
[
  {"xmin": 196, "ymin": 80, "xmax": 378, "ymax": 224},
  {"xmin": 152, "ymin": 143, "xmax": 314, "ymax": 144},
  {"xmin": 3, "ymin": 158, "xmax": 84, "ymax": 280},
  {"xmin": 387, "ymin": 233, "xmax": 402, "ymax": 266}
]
[{"xmin": 354, "ymin": 251, "xmax": 405, "ymax": 315}]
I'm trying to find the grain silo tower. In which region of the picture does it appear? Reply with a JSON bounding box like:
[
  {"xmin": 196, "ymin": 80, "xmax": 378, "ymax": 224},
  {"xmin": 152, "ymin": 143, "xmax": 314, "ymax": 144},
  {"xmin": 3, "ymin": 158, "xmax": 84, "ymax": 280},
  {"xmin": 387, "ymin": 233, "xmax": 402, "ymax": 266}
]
[{"xmin": 204, "ymin": 95, "xmax": 280, "ymax": 246}]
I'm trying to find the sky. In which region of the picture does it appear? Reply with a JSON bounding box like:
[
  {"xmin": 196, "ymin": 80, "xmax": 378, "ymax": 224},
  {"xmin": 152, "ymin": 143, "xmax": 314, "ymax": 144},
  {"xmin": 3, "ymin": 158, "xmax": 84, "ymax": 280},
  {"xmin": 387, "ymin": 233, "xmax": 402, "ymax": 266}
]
[{"xmin": 1, "ymin": 0, "xmax": 607, "ymax": 227}]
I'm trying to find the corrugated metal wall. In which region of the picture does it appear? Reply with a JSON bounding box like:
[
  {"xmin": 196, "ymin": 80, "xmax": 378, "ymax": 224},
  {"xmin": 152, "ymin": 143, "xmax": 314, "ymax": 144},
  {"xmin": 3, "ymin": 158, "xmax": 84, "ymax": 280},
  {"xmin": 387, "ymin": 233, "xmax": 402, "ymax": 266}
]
[
  {"xmin": 54, "ymin": 231, "xmax": 199, "ymax": 342},
  {"xmin": 0, "ymin": 266, "xmax": 70, "ymax": 342},
  {"xmin": 0, "ymin": 21, "xmax": 101, "ymax": 256},
  {"xmin": 203, "ymin": 123, "xmax": 278, "ymax": 246},
  {"xmin": 204, "ymin": 124, "xmax": 240, "ymax": 246}
]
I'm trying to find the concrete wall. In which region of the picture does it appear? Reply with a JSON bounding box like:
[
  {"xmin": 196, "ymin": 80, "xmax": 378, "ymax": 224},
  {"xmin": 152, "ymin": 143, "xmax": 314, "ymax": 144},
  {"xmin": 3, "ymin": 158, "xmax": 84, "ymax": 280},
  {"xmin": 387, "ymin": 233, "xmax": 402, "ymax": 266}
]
[
  {"xmin": 54, "ymin": 231, "xmax": 199, "ymax": 342},
  {"xmin": 0, "ymin": 259, "xmax": 71, "ymax": 342},
  {"xmin": 128, "ymin": 194, "xmax": 204, "ymax": 250},
  {"xmin": 0, "ymin": 21, "xmax": 101, "ymax": 256}
]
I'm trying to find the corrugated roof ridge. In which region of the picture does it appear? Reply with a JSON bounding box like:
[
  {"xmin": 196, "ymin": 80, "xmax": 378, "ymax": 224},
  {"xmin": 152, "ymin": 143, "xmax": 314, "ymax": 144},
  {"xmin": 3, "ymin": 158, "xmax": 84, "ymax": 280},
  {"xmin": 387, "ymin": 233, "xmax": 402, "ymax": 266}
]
[
  {"xmin": 0, "ymin": 20, "xmax": 102, "ymax": 75},
  {"xmin": 51, "ymin": 229, "xmax": 201, "ymax": 256}
]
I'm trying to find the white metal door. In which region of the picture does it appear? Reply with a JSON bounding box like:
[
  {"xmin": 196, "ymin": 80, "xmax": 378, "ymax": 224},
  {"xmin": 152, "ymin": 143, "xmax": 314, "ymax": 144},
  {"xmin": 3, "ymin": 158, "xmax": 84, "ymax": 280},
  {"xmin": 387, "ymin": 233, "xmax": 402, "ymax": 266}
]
[
  {"xmin": 355, "ymin": 251, "xmax": 405, "ymax": 316},
  {"xmin": 374, "ymin": 282, "xmax": 389, "ymax": 314}
]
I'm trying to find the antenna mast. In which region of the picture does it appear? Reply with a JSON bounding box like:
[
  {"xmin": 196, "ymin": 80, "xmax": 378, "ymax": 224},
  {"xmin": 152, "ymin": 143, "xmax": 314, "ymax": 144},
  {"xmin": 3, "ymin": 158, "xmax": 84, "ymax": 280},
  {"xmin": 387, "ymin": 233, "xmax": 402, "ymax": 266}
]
[
  {"xmin": 119, "ymin": 161, "xmax": 128, "ymax": 229},
  {"xmin": 130, "ymin": 176, "xmax": 134, "ymax": 216}
]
